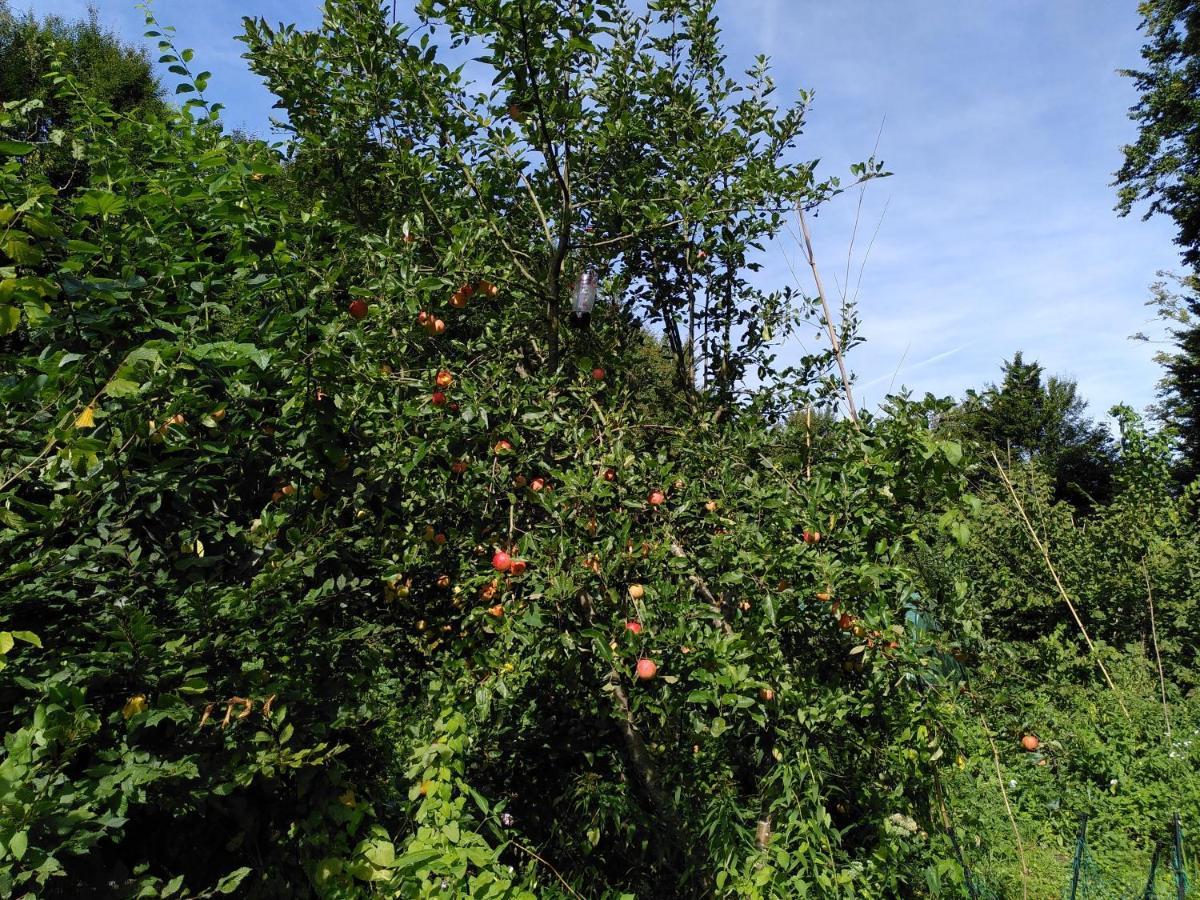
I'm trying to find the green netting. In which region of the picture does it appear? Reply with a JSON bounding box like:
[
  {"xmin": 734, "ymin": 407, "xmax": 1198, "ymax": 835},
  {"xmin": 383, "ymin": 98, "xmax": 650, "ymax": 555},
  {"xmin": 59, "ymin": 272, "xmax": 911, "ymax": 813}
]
[{"xmin": 1063, "ymin": 815, "xmax": 1191, "ymax": 900}]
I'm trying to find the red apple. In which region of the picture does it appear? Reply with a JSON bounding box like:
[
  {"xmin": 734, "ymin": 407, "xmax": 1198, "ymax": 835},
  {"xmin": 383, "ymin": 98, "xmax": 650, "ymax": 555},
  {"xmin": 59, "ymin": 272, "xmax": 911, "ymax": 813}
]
[
  {"xmin": 492, "ymin": 550, "xmax": 512, "ymax": 572},
  {"xmin": 838, "ymin": 613, "xmax": 855, "ymax": 631},
  {"xmin": 603, "ymin": 467, "xmax": 616, "ymax": 481},
  {"xmin": 530, "ymin": 477, "xmax": 545, "ymax": 492},
  {"xmin": 417, "ymin": 310, "xmax": 430, "ymax": 325},
  {"xmin": 348, "ymin": 299, "xmax": 368, "ymax": 320},
  {"xmin": 636, "ymin": 658, "xmax": 657, "ymax": 680},
  {"xmin": 648, "ymin": 489, "xmax": 665, "ymax": 506},
  {"xmin": 1021, "ymin": 734, "xmax": 1040, "ymax": 752},
  {"xmin": 509, "ymin": 559, "xmax": 527, "ymax": 576},
  {"xmin": 625, "ymin": 621, "xmax": 642, "ymax": 635},
  {"xmin": 435, "ymin": 370, "xmax": 453, "ymax": 388},
  {"xmin": 450, "ymin": 460, "xmax": 468, "ymax": 475},
  {"xmin": 431, "ymin": 391, "xmax": 447, "ymax": 407},
  {"xmin": 494, "ymin": 439, "xmax": 513, "ymax": 455},
  {"xmin": 592, "ymin": 367, "xmax": 605, "ymax": 381}
]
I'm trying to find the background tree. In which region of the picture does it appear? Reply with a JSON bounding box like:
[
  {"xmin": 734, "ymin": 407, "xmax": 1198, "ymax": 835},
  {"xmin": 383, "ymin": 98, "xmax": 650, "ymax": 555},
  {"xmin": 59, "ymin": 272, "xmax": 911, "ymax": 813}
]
[
  {"xmin": 946, "ymin": 352, "xmax": 1118, "ymax": 510},
  {"xmin": 0, "ymin": 1, "xmax": 162, "ymax": 186},
  {"xmin": 1138, "ymin": 273, "xmax": 1200, "ymax": 482},
  {"xmin": 1116, "ymin": 0, "xmax": 1200, "ymax": 483}
]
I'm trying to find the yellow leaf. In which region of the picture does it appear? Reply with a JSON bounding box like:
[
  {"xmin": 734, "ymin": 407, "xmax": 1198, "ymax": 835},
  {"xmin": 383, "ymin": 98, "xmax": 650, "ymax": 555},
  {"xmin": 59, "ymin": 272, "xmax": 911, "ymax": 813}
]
[
  {"xmin": 122, "ymin": 694, "xmax": 148, "ymax": 719},
  {"xmin": 195, "ymin": 538, "xmax": 205, "ymax": 558},
  {"xmin": 74, "ymin": 405, "xmax": 95, "ymax": 428}
]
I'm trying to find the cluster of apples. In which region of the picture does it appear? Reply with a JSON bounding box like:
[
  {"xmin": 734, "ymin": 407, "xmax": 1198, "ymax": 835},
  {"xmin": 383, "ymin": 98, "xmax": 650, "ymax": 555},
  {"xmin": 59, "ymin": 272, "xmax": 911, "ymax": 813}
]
[
  {"xmin": 415, "ymin": 278, "xmax": 500, "ymax": 337},
  {"xmin": 483, "ymin": 549, "xmax": 530, "ymax": 619},
  {"xmin": 431, "ymin": 369, "xmax": 456, "ymax": 409},
  {"xmin": 417, "ymin": 310, "xmax": 445, "ymax": 336},
  {"xmin": 450, "ymin": 279, "xmax": 498, "ymax": 308}
]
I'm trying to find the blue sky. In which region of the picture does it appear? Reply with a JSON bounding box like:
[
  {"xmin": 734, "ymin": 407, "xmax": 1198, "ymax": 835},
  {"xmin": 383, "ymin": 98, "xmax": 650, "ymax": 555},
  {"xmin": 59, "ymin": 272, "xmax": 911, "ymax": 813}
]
[{"xmin": 30, "ymin": 0, "xmax": 1182, "ymax": 422}]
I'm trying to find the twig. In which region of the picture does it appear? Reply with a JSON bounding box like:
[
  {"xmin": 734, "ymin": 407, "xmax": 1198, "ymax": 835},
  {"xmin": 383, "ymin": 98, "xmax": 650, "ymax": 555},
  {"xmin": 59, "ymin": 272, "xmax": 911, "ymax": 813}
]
[
  {"xmin": 991, "ymin": 452, "xmax": 1130, "ymax": 720},
  {"xmin": 1141, "ymin": 562, "xmax": 1172, "ymax": 741},
  {"xmin": 508, "ymin": 838, "xmax": 586, "ymax": 900},
  {"xmin": 979, "ymin": 711, "xmax": 1030, "ymax": 900},
  {"xmin": 797, "ymin": 205, "xmax": 859, "ymax": 426}
]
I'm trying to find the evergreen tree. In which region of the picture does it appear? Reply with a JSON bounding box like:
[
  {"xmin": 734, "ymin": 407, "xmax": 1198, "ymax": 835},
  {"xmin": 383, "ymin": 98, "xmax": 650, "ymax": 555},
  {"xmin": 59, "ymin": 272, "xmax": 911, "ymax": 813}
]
[
  {"xmin": 950, "ymin": 353, "xmax": 1118, "ymax": 509},
  {"xmin": 1116, "ymin": 0, "xmax": 1200, "ymax": 483}
]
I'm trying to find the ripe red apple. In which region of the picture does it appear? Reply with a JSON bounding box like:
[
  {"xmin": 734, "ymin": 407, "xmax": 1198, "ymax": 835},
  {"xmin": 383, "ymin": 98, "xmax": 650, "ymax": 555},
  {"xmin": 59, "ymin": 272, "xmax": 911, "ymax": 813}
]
[
  {"xmin": 435, "ymin": 370, "xmax": 453, "ymax": 388},
  {"xmin": 592, "ymin": 367, "xmax": 605, "ymax": 381},
  {"xmin": 281, "ymin": 483, "xmax": 296, "ymax": 496},
  {"xmin": 648, "ymin": 489, "xmax": 665, "ymax": 506},
  {"xmin": 697, "ymin": 249, "xmax": 707, "ymax": 260},
  {"xmin": 625, "ymin": 621, "xmax": 642, "ymax": 635},
  {"xmin": 1021, "ymin": 734, "xmax": 1040, "ymax": 752},
  {"xmin": 603, "ymin": 467, "xmax": 616, "ymax": 481},
  {"xmin": 838, "ymin": 613, "xmax": 855, "ymax": 631},
  {"xmin": 431, "ymin": 391, "xmax": 447, "ymax": 407},
  {"xmin": 759, "ymin": 687, "xmax": 775, "ymax": 702},
  {"xmin": 494, "ymin": 439, "xmax": 513, "ymax": 454},
  {"xmin": 450, "ymin": 291, "xmax": 467, "ymax": 309},
  {"xmin": 348, "ymin": 299, "xmax": 368, "ymax": 319},
  {"xmin": 492, "ymin": 550, "xmax": 512, "ymax": 572},
  {"xmin": 451, "ymin": 460, "xmax": 468, "ymax": 475},
  {"xmin": 509, "ymin": 559, "xmax": 527, "ymax": 576},
  {"xmin": 530, "ymin": 477, "xmax": 545, "ymax": 492},
  {"xmin": 459, "ymin": 282, "xmax": 475, "ymax": 299},
  {"xmin": 636, "ymin": 658, "xmax": 657, "ymax": 680},
  {"xmin": 417, "ymin": 310, "xmax": 430, "ymax": 325},
  {"xmin": 433, "ymin": 532, "xmax": 447, "ymax": 545},
  {"xmin": 803, "ymin": 530, "xmax": 822, "ymax": 545},
  {"xmin": 478, "ymin": 279, "xmax": 498, "ymax": 298},
  {"xmin": 433, "ymin": 318, "xmax": 446, "ymax": 335}
]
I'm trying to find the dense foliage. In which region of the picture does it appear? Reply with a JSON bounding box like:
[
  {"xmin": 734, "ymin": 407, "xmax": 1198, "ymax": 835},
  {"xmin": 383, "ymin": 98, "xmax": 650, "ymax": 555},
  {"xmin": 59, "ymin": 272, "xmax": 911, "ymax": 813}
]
[
  {"xmin": 1, "ymin": 1, "xmax": 1197, "ymax": 897},
  {"xmin": 0, "ymin": 3, "xmax": 973, "ymax": 896}
]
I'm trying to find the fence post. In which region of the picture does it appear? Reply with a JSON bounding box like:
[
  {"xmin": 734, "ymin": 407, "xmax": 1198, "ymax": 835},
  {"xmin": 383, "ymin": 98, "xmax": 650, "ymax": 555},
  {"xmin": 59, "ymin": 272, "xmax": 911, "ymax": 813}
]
[
  {"xmin": 1173, "ymin": 813, "xmax": 1186, "ymax": 900},
  {"xmin": 1069, "ymin": 815, "xmax": 1088, "ymax": 900},
  {"xmin": 1143, "ymin": 841, "xmax": 1162, "ymax": 900}
]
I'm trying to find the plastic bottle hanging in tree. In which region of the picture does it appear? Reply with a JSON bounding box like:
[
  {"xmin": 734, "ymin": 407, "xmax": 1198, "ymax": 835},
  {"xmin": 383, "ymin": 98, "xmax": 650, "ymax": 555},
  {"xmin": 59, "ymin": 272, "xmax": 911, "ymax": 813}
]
[{"xmin": 571, "ymin": 269, "xmax": 598, "ymax": 328}]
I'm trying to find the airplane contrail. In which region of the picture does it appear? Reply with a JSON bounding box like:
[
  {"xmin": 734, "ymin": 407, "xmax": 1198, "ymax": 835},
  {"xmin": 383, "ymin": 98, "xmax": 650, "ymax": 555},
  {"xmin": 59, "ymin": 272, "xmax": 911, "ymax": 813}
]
[{"xmin": 859, "ymin": 341, "xmax": 977, "ymax": 391}]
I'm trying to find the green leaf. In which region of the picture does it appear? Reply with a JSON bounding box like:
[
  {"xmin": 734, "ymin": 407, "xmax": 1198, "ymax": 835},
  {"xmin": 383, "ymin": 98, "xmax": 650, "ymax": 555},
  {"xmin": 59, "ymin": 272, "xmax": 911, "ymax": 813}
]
[
  {"xmin": 0, "ymin": 304, "xmax": 19, "ymax": 335},
  {"xmin": 0, "ymin": 140, "xmax": 34, "ymax": 156},
  {"xmin": 104, "ymin": 378, "xmax": 142, "ymax": 398},
  {"xmin": 215, "ymin": 867, "xmax": 251, "ymax": 893},
  {"xmin": 9, "ymin": 831, "xmax": 27, "ymax": 861},
  {"xmin": 363, "ymin": 839, "xmax": 395, "ymax": 868},
  {"xmin": 11, "ymin": 631, "xmax": 40, "ymax": 647},
  {"xmin": 0, "ymin": 632, "xmax": 13, "ymax": 654}
]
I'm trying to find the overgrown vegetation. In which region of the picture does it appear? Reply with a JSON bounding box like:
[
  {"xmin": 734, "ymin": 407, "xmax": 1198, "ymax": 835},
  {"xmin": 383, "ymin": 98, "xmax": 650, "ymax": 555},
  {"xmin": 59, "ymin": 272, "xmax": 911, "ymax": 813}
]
[{"xmin": 0, "ymin": 1, "xmax": 1197, "ymax": 897}]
